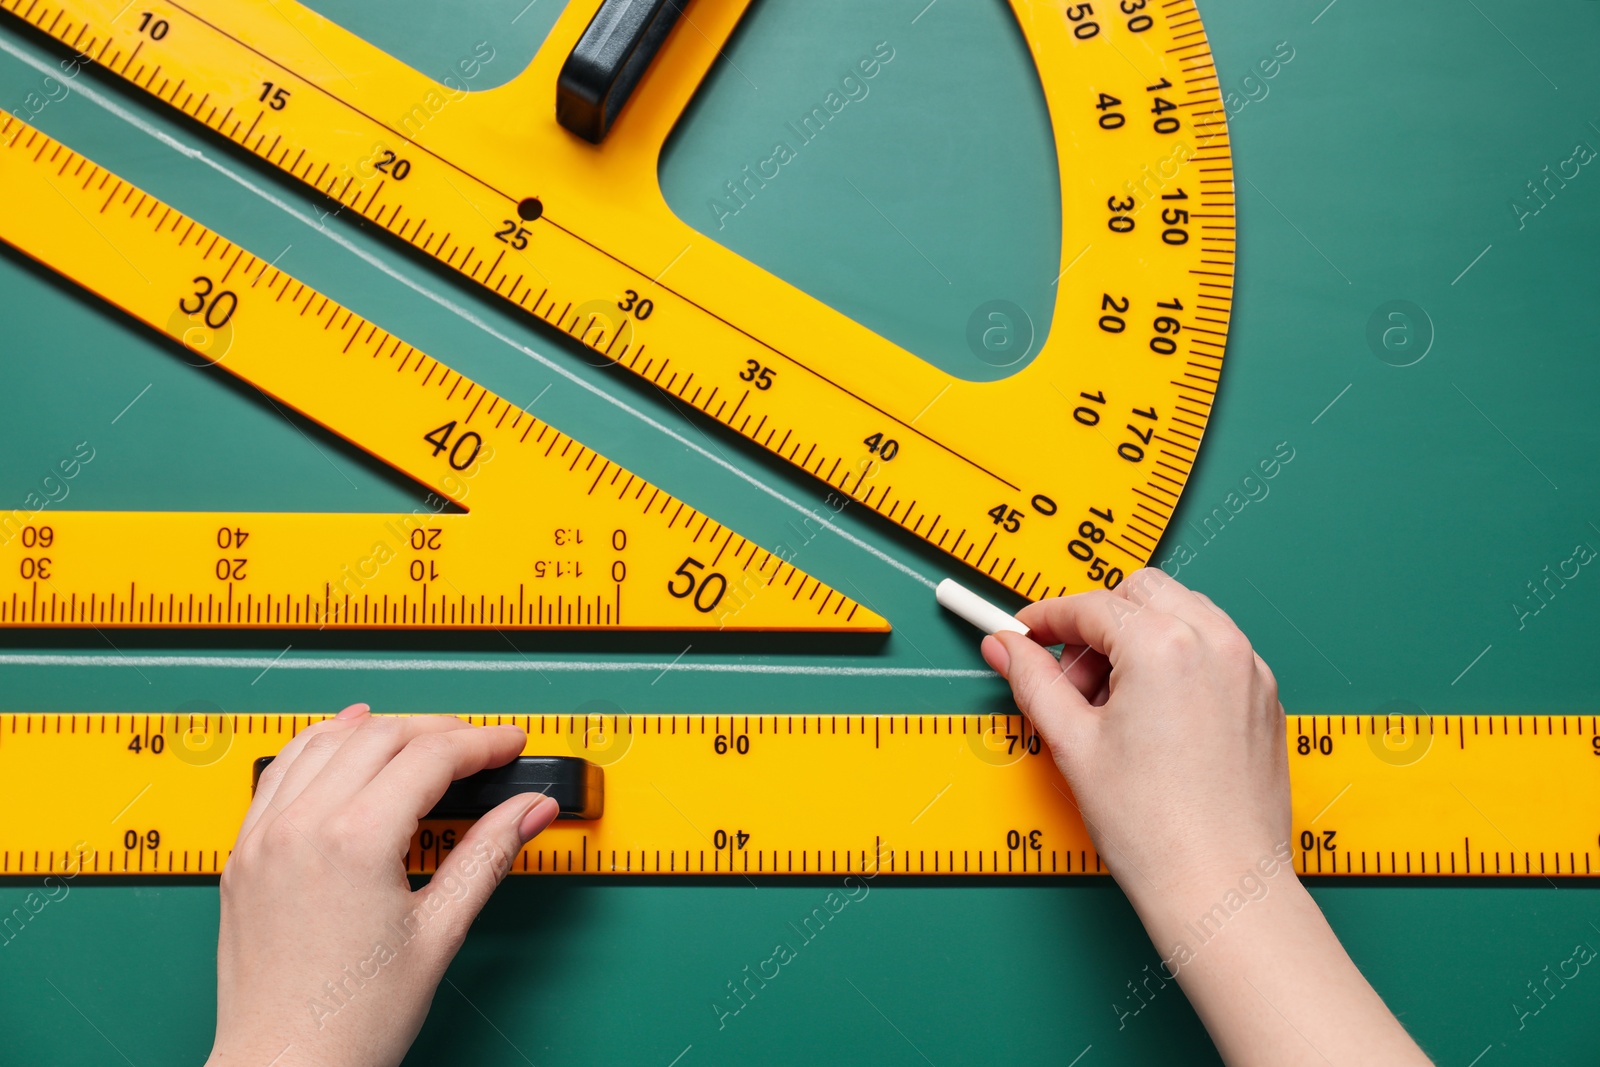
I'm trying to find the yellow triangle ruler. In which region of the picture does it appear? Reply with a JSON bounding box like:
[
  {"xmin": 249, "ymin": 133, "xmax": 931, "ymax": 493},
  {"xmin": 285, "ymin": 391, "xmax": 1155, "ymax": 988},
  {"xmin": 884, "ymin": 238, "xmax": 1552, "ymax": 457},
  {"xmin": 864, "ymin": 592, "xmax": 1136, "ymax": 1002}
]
[
  {"xmin": 1, "ymin": 0, "xmax": 1236, "ymax": 599},
  {"xmin": 1, "ymin": 712, "xmax": 1594, "ymax": 878},
  {"xmin": 0, "ymin": 116, "xmax": 886, "ymax": 631}
]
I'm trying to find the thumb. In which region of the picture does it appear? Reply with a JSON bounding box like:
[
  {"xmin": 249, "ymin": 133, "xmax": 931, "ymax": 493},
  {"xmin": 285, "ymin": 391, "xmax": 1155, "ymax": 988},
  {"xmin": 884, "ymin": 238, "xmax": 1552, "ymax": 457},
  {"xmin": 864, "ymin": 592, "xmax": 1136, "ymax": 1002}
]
[
  {"xmin": 418, "ymin": 793, "xmax": 558, "ymax": 952},
  {"xmin": 985, "ymin": 631, "xmax": 1094, "ymax": 754}
]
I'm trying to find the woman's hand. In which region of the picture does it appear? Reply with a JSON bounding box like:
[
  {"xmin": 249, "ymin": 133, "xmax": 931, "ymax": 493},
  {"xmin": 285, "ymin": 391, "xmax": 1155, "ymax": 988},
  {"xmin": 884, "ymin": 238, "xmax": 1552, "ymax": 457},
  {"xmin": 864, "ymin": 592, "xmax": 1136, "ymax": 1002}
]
[
  {"xmin": 207, "ymin": 706, "xmax": 558, "ymax": 1067},
  {"xmin": 982, "ymin": 567, "xmax": 1289, "ymax": 910},
  {"xmin": 984, "ymin": 570, "xmax": 1432, "ymax": 1066}
]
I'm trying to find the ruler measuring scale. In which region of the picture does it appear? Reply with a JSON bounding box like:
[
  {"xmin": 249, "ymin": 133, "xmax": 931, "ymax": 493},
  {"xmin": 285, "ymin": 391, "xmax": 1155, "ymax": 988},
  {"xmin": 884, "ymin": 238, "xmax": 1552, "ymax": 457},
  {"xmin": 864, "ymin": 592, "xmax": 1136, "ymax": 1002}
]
[
  {"xmin": 1, "ymin": 712, "xmax": 1595, "ymax": 878},
  {"xmin": 0, "ymin": 114, "xmax": 885, "ymax": 632},
  {"xmin": 0, "ymin": 0, "xmax": 1237, "ymax": 600}
]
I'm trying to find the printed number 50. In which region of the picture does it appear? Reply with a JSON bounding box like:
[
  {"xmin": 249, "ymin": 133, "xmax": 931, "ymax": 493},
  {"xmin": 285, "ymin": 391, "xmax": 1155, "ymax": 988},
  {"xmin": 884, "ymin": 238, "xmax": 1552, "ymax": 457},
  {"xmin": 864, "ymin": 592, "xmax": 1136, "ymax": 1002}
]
[{"xmin": 666, "ymin": 557, "xmax": 728, "ymax": 613}]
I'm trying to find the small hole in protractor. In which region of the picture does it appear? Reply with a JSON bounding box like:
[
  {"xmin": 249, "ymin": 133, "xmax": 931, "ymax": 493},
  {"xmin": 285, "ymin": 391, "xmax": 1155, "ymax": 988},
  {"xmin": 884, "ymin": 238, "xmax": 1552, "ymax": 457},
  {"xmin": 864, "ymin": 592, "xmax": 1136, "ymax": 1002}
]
[
  {"xmin": 659, "ymin": 2, "xmax": 1062, "ymax": 382},
  {"xmin": 517, "ymin": 197, "xmax": 545, "ymax": 222}
]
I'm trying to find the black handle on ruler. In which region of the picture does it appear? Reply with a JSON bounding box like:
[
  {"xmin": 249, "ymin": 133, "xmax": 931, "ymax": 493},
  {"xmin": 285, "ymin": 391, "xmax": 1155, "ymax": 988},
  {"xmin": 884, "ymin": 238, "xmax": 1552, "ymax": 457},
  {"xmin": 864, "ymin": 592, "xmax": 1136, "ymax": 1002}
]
[{"xmin": 252, "ymin": 755, "xmax": 604, "ymax": 820}]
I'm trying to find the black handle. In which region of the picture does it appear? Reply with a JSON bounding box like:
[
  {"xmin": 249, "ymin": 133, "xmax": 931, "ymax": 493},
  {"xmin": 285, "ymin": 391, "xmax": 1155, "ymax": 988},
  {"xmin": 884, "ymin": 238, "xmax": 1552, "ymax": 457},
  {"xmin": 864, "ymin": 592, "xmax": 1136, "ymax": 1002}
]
[
  {"xmin": 556, "ymin": 0, "xmax": 686, "ymax": 143},
  {"xmin": 252, "ymin": 755, "xmax": 604, "ymax": 820}
]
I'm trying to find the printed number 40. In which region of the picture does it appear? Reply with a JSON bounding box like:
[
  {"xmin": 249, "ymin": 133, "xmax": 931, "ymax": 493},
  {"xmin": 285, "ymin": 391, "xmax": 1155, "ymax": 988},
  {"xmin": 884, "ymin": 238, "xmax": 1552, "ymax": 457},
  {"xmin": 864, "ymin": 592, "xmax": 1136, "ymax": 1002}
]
[{"xmin": 423, "ymin": 421, "xmax": 483, "ymax": 471}]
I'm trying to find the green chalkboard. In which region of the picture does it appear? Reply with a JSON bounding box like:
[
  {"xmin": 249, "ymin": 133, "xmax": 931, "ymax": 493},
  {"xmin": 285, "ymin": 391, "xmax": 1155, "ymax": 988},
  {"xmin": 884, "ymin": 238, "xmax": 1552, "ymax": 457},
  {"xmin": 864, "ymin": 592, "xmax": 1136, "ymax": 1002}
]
[{"xmin": 2, "ymin": 1, "xmax": 1598, "ymax": 1063}]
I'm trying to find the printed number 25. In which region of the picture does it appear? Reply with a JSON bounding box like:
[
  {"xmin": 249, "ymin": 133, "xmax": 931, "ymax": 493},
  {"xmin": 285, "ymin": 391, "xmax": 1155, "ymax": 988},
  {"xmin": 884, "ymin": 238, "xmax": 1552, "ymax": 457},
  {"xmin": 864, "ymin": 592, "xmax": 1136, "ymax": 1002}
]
[{"xmin": 495, "ymin": 221, "xmax": 530, "ymax": 250}]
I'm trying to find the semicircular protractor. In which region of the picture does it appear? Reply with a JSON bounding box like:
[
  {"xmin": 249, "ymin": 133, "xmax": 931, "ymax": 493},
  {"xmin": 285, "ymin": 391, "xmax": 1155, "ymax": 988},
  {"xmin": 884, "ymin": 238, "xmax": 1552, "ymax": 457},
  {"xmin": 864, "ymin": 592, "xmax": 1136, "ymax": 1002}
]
[{"xmin": 5, "ymin": 0, "xmax": 1234, "ymax": 598}]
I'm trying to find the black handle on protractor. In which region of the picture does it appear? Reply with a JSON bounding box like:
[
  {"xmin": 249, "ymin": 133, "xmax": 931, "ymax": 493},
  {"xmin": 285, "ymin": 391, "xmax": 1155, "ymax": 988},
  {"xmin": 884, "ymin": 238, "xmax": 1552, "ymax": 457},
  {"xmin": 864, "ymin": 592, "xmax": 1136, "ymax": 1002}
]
[{"xmin": 556, "ymin": 0, "xmax": 686, "ymax": 142}]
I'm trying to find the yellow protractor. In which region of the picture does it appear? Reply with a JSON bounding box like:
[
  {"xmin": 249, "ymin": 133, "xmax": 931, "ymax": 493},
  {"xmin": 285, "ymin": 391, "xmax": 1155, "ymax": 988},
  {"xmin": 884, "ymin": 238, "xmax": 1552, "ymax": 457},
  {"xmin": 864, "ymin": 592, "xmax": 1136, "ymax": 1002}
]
[
  {"xmin": 2, "ymin": 712, "xmax": 1594, "ymax": 878},
  {"xmin": 1, "ymin": 0, "xmax": 1235, "ymax": 599},
  {"xmin": 0, "ymin": 116, "xmax": 885, "ymax": 632}
]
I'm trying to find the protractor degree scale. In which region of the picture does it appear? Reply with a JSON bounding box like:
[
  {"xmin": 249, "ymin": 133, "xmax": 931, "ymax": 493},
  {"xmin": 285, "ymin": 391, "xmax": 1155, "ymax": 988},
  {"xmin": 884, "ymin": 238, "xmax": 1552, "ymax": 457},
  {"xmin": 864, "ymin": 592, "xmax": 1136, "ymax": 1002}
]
[
  {"xmin": 1, "ymin": 0, "xmax": 1236, "ymax": 600},
  {"xmin": 0, "ymin": 116, "xmax": 886, "ymax": 632},
  {"xmin": 2, "ymin": 713, "xmax": 1595, "ymax": 879}
]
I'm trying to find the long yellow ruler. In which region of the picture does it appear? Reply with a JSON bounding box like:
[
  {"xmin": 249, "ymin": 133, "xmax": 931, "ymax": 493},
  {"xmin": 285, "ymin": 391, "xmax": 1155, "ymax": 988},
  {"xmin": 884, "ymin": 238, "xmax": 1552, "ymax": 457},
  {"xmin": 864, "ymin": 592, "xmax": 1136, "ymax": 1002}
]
[
  {"xmin": 0, "ymin": 116, "xmax": 883, "ymax": 631},
  {"xmin": 2, "ymin": 712, "xmax": 1595, "ymax": 878},
  {"xmin": 1, "ymin": 0, "xmax": 1236, "ymax": 599}
]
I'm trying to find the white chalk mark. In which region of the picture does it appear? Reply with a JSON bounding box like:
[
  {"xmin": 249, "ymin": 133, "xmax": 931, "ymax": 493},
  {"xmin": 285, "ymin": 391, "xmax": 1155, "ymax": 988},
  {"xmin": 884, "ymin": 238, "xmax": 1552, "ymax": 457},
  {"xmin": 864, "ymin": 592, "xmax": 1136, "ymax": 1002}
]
[
  {"xmin": 1311, "ymin": 383, "xmax": 1351, "ymax": 425},
  {"xmin": 111, "ymin": 383, "xmax": 152, "ymax": 424},
  {"xmin": 1451, "ymin": 644, "xmax": 1492, "ymax": 686},
  {"xmin": 0, "ymin": 653, "xmax": 995, "ymax": 678},
  {"xmin": 1451, "ymin": 244, "xmax": 1492, "ymax": 286}
]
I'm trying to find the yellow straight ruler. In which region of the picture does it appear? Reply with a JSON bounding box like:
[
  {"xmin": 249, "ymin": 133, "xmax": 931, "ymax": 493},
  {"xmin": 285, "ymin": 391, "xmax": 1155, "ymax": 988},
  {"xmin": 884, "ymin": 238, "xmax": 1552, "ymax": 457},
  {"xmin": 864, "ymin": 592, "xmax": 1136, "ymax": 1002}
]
[
  {"xmin": 1, "ymin": 0, "xmax": 1236, "ymax": 600},
  {"xmin": 0, "ymin": 115, "xmax": 884, "ymax": 632},
  {"xmin": 1, "ymin": 712, "xmax": 1595, "ymax": 878}
]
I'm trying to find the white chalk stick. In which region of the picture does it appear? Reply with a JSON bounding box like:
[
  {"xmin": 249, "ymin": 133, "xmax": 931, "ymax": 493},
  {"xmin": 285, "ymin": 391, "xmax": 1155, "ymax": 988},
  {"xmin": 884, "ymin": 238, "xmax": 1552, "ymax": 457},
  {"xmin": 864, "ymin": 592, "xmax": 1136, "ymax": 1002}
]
[{"xmin": 935, "ymin": 578, "xmax": 1029, "ymax": 636}]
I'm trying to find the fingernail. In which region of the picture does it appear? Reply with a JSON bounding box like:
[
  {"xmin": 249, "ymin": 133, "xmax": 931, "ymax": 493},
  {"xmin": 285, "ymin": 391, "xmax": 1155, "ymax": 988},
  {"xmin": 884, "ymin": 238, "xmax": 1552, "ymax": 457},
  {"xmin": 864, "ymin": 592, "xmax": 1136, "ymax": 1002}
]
[
  {"xmin": 517, "ymin": 795, "xmax": 560, "ymax": 842},
  {"xmin": 981, "ymin": 634, "xmax": 1010, "ymax": 676},
  {"xmin": 336, "ymin": 703, "xmax": 370, "ymax": 720}
]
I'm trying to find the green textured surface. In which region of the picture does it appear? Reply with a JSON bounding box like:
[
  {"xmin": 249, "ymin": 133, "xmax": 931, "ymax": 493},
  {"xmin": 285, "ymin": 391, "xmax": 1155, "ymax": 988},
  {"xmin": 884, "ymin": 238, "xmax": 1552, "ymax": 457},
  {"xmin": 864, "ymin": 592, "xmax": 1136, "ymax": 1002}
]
[{"xmin": 2, "ymin": 1, "xmax": 1599, "ymax": 1064}]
